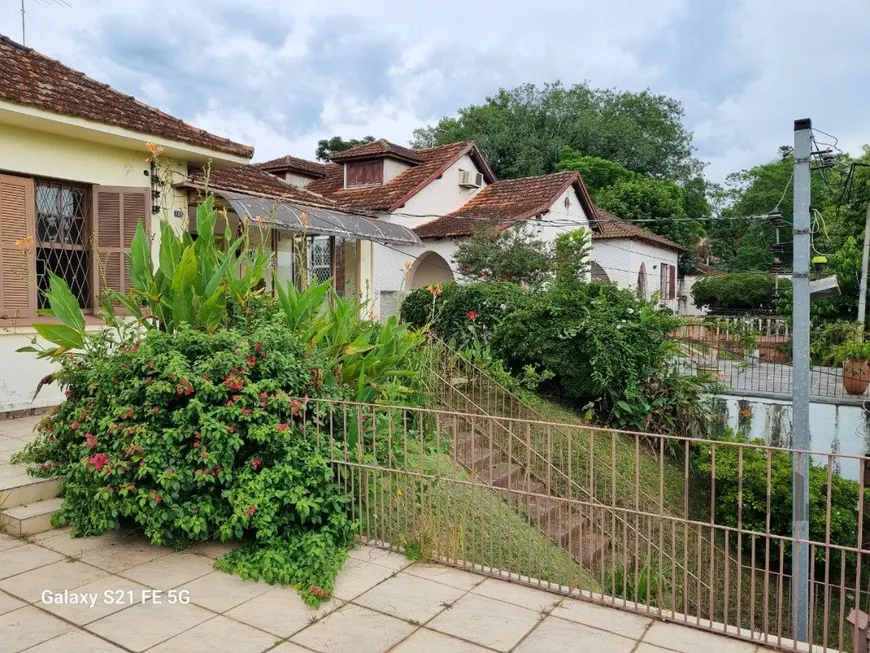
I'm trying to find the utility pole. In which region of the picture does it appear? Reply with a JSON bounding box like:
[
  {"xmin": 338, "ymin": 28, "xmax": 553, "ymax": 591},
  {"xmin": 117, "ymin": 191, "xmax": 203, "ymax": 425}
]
[
  {"xmin": 792, "ymin": 118, "xmax": 812, "ymax": 643},
  {"xmin": 20, "ymin": 0, "xmax": 26, "ymax": 45},
  {"xmin": 857, "ymin": 202, "xmax": 870, "ymax": 333}
]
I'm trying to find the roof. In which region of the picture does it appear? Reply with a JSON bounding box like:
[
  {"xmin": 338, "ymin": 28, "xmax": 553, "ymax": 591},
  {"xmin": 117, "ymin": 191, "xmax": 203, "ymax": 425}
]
[
  {"xmin": 185, "ymin": 166, "xmax": 335, "ymax": 206},
  {"xmin": 255, "ymin": 155, "xmax": 327, "ymax": 179},
  {"xmin": 414, "ymin": 171, "xmax": 598, "ymax": 239},
  {"xmin": 306, "ymin": 141, "xmax": 496, "ymax": 211},
  {"xmin": 694, "ymin": 262, "xmax": 724, "ymax": 276},
  {"xmin": 329, "ymin": 139, "xmax": 424, "ymax": 165},
  {"xmin": 591, "ymin": 209, "xmax": 685, "ymax": 252},
  {"xmin": 0, "ymin": 34, "xmax": 252, "ymax": 158}
]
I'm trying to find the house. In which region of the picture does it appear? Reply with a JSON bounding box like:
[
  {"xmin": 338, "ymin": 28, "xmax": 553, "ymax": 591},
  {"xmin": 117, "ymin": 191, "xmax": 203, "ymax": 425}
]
[
  {"xmin": 678, "ymin": 262, "xmax": 723, "ymax": 316},
  {"xmin": 0, "ymin": 36, "xmax": 419, "ymax": 414},
  {"xmin": 590, "ymin": 209, "xmax": 685, "ymax": 312},
  {"xmin": 302, "ymin": 139, "xmax": 596, "ymax": 317}
]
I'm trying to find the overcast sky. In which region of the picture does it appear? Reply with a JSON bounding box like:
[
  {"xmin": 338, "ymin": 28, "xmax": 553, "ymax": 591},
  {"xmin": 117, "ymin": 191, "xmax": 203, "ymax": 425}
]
[{"xmin": 3, "ymin": 0, "xmax": 868, "ymax": 181}]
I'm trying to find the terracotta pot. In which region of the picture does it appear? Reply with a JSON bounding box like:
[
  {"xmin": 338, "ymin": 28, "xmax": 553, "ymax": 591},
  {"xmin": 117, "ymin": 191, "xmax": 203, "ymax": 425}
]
[{"xmin": 842, "ymin": 359, "xmax": 870, "ymax": 395}]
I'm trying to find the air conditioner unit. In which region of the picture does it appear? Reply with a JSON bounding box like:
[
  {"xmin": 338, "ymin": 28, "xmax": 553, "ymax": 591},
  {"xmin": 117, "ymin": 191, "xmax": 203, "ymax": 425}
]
[{"xmin": 459, "ymin": 169, "xmax": 484, "ymax": 188}]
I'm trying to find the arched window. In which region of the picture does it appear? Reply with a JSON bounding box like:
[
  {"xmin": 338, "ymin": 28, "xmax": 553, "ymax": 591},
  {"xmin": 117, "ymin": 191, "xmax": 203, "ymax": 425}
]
[{"xmin": 637, "ymin": 263, "xmax": 647, "ymax": 299}]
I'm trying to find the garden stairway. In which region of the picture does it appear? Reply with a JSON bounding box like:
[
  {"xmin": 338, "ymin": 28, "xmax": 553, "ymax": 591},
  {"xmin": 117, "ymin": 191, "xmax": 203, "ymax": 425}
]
[
  {"xmin": 0, "ymin": 417, "xmax": 63, "ymax": 537},
  {"xmin": 448, "ymin": 423, "xmax": 610, "ymax": 568}
]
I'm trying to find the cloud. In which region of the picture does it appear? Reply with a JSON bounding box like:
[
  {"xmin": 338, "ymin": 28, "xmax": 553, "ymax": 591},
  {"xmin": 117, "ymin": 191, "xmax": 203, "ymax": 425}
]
[{"xmin": 2, "ymin": 0, "xmax": 867, "ymax": 180}]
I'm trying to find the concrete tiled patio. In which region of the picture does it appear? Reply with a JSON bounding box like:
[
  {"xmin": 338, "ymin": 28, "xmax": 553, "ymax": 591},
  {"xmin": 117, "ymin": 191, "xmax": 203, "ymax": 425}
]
[{"xmin": 1, "ymin": 416, "xmax": 782, "ymax": 652}]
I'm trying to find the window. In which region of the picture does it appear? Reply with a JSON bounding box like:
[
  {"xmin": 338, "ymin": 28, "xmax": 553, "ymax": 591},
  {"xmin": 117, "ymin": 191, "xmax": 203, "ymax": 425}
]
[
  {"xmin": 35, "ymin": 179, "xmax": 91, "ymax": 309},
  {"xmin": 637, "ymin": 263, "xmax": 647, "ymax": 298},
  {"xmin": 345, "ymin": 160, "xmax": 383, "ymax": 187},
  {"xmin": 309, "ymin": 236, "xmax": 332, "ymax": 283},
  {"xmin": 660, "ymin": 263, "xmax": 676, "ymax": 300}
]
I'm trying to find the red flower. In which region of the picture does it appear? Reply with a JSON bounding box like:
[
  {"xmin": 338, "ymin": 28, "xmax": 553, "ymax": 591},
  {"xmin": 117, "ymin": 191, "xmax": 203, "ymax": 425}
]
[
  {"xmin": 277, "ymin": 423, "xmax": 288, "ymax": 432},
  {"xmin": 467, "ymin": 310, "xmax": 478, "ymax": 321},
  {"xmin": 246, "ymin": 506, "xmax": 256, "ymax": 516},
  {"xmin": 290, "ymin": 399, "xmax": 303, "ymax": 416},
  {"xmin": 84, "ymin": 433, "xmax": 98, "ymax": 449},
  {"xmin": 200, "ymin": 449, "xmax": 209, "ymax": 458},
  {"xmin": 165, "ymin": 468, "xmax": 174, "ymax": 477},
  {"xmin": 152, "ymin": 407, "xmax": 160, "ymax": 415},
  {"xmin": 227, "ymin": 425, "xmax": 235, "ymax": 434},
  {"xmin": 251, "ymin": 457, "xmax": 263, "ymax": 470},
  {"xmin": 150, "ymin": 490, "xmax": 162, "ymax": 504},
  {"xmin": 259, "ymin": 392, "xmax": 268, "ymax": 399},
  {"xmin": 70, "ymin": 421, "xmax": 80, "ymax": 431},
  {"xmin": 88, "ymin": 453, "xmax": 109, "ymax": 470},
  {"xmin": 241, "ymin": 408, "xmax": 251, "ymax": 417}
]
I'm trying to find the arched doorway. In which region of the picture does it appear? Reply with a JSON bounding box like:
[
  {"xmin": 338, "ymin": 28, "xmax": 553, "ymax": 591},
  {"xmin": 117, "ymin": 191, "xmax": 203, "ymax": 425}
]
[
  {"xmin": 591, "ymin": 261, "xmax": 611, "ymax": 283},
  {"xmin": 410, "ymin": 251, "xmax": 455, "ymax": 289},
  {"xmin": 637, "ymin": 262, "xmax": 648, "ymax": 299}
]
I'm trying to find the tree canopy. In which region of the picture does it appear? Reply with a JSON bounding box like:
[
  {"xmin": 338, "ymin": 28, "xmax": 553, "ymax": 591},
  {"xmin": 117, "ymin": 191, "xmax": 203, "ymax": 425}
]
[
  {"xmin": 315, "ymin": 135, "xmax": 376, "ymax": 162},
  {"xmin": 411, "ymin": 81, "xmax": 702, "ymax": 181}
]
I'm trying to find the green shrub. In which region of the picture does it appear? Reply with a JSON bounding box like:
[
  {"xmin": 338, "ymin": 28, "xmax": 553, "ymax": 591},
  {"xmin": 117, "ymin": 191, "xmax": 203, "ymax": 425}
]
[
  {"xmin": 17, "ymin": 325, "xmax": 354, "ymax": 605},
  {"xmin": 691, "ymin": 272, "xmax": 790, "ymax": 313},
  {"xmin": 693, "ymin": 433, "xmax": 859, "ymax": 573}
]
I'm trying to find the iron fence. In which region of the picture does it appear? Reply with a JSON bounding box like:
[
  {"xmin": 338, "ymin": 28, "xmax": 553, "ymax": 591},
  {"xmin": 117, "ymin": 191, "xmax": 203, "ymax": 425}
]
[
  {"xmin": 303, "ymin": 395, "xmax": 868, "ymax": 652},
  {"xmin": 671, "ymin": 320, "xmax": 865, "ymax": 401}
]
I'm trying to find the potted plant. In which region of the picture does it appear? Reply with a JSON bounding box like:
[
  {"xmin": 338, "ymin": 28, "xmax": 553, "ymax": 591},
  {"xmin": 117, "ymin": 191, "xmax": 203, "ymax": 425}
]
[{"xmin": 833, "ymin": 338, "xmax": 870, "ymax": 395}]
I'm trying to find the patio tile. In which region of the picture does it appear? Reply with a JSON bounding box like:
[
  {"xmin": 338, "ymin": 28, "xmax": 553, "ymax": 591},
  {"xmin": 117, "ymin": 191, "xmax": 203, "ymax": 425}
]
[
  {"xmin": 515, "ymin": 615, "xmax": 637, "ymax": 652},
  {"xmin": 290, "ymin": 603, "xmax": 415, "ymax": 652},
  {"xmin": 642, "ymin": 621, "xmax": 757, "ymax": 653},
  {"xmin": 225, "ymin": 586, "xmax": 343, "ymax": 638},
  {"xmin": 86, "ymin": 599, "xmax": 215, "ymax": 652},
  {"xmin": 78, "ymin": 535, "xmax": 172, "ymax": 573},
  {"xmin": 38, "ymin": 575, "xmax": 147, "ymax": 625},
  {"xmin": 0, "ymin": 589, "xmax": 25, "ymax": 615},
  {"xmin": 120, "ymin": 552, "xmax": 215, "ymax": 588},
  {"xmin": 347, "ymin": 545, "xmax": 412, "ymax": 571},
  {"xmin": 35, "ymin": 529, "xmax": 121, "ymax": 557},
  {"xmin": 471, "ymin": 577, "xmax": 562, "ymax": 612},
  {"xmin": 427, "ymin": 593, "xmax": 540, "ymax": 652},
  {"xmin": 0, "ymin": 606, "xmax": 74, "ymax": 652},
  {"xmin": 554, "ymin": 597, "xmax": 653, "ymax": 639},
  {"xmin": 0, "ymin": 543, "xmax": 64, "ymax": 579},
  {"xmin": 403, "ymin": 563, "xmax": 485, "ymax": 590},
  {"xmin": 330, "ymin": 557, "xmax": 396, "ymax": 601},
  {"xmin": 0, "ymin": 532, "xmax": 26, "ymax": 551},
  {"xmin": 354, "ymin": 572, "xmax": 464, "ymax": 623},
  {"xmin": 635, "ymin": 644, "xmax": 679, "ymax": 652},
  {"xmin": 271, "ymin": 643, "xmax": 315, "ymax": 652},
  {"xmin": 186, "ymin": 539, "xmax": 241, "ymax": 560},
  {"xmin": 181, "ymin": 570, "xmax": 271, "ymax": 613},
  {"xmin": 149, "ymin": 614, "xmax": 276, "ymax": 652},
  {"xmin": 1, "ymin": 558, "xmax": 108, "ymax": 602},
  {"xmin": 26, "ymin": 629, "xmax": 125, "ymax": 652},
  {"xmin": 391, "ymin": 627, "xmax": 491, "ymax": 652}
]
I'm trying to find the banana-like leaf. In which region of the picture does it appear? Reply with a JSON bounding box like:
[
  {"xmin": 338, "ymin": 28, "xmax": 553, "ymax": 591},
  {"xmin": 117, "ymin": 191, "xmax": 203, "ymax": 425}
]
[
  {"xmin": 44, "ymin": 272, "xmax": 84, "ymax": 333},
  {"xmin": 129, "ymin": 222, "xmax": 152, "ymax": 291},
  {"xmin": 33, "ymin": 323, "xmax": 84, "ymax": 350}
]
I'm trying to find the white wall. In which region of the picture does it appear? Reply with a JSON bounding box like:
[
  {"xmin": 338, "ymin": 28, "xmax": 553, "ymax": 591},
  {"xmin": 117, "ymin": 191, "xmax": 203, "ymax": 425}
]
[
  {"xmin": 526, "ymin": 186, "xmax": 591, "ymax": 246},
  {"xmin": 282, "ymin": 171, "xmax": 316, "ymax": 187},
  {"xmin": 592, "ymin": 238, "xmax": 681, "ymax": 311},
  {"xmin": 383, "ymin": 158, "xmax": 411, "ymax": 183},
  {"xmin": 0, "ymin": 122, "xmax": 191, "ymax": 413},
  {"xmin": 390, "ymin": 154, "xmax": 487, "ymax": 228},
  {"xmin": 679, "ymin": 275, "xmax": 708, "ymax": 316}
]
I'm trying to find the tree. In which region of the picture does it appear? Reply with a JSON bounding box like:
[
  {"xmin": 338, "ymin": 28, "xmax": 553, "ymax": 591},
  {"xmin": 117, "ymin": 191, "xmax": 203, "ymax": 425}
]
[
  {"xmin": 454, "ymin": 226, "xmax": 553, "ymax": 285},
  {"xmin": 412, "ymin": 82, "xmax": 702, "ymax": 181},
  {"xmin": 314, "ymin": 135, "xmax": 376, "ymax": 162},
  {"xmin": 553, "ymin": 228, "xmax": 592, "ymax": 285}
]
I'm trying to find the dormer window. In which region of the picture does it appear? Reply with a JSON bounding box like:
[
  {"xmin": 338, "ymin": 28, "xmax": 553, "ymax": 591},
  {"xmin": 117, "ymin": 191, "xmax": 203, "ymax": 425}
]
[{"xmin": 345, "ymin": 160, "xmax": 383, "ymax": 188}]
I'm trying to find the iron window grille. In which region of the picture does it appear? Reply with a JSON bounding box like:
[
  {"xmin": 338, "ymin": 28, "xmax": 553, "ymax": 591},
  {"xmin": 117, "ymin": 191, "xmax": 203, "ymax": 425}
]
[{"xmin": 35, "ymin": 179, "xmax": 91, "ymax": 309}]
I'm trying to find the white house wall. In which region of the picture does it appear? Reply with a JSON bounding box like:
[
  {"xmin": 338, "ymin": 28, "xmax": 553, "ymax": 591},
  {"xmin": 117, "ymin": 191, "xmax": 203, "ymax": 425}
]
[
  {"xmin": 383, "ymin": 158, "xmax": 411, "ymax": 183},
  {"xmin": 592, "ymin": 238, "xmax": 680, "ymax": 311},
  {"xmin": 679, "ymin": 274, "xmax": 708, "ymax": 316},
  {"xmin": 526, "ymin": 186, "xmax": 590, "ymax": 246}
]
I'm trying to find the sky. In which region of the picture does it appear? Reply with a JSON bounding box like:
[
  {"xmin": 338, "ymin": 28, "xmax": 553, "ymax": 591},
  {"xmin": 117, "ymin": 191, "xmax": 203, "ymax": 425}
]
[{"xmin": 2, "ymin": 0, "xmax": 869, "ymax": 182}]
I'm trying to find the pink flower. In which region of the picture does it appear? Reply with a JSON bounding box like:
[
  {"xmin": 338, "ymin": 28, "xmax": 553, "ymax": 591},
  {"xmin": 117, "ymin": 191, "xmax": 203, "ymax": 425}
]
[
  {"xmin": 70, "ymin": 421, "xmax": 81, "ymax": 431},
  {"xmin": 246, "ymin": 506, "xmax": 256, "ymax": 516},
  {"xmin": 88, "ymin": 453, "xmax": 109, "ymax": 470},
  {"xmin": 251, "ymin": 457, "xmax": 263, "ymax": 470},
  {"xmin": 290, "ymin": 399, "xmax": 303, "ymax": 416},
  {"xmin": 241, "ymin": 408, "xmax": 251, "ymax": 417},
  {"xmin": 467, "ymin": 310, "xmax": 477, "ymax": 321},
  {"xmin": 84, "ymin": 433, "xmax": 98, "ymax": 448},
  {"xmin": 277, "ymin": 423, "xmax": 288, "ymax": 432}
]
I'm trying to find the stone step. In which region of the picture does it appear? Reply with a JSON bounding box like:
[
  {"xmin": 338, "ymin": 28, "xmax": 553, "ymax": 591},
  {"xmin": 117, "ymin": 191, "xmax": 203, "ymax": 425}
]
[
  {"xmin": 0, "ymin": 471, "xmax": 63, "ymax": 510},
  {"xmin": 543, "ymin": 510, "xmax": 589, "ymax": 548},
  {"xmin": 453, "ymin": 434, "xmax": 498, "ymax": 471},
  {"xmin": 485, "ymin": 462, "xmax": 525, "ymax": 490},
  {"xmin": 569, "ymin": 532, "xmax": 611, "ymax": 566},
  {"xmin": 0, "ymin": 497, "xmax": 63, "ymax": 537}
]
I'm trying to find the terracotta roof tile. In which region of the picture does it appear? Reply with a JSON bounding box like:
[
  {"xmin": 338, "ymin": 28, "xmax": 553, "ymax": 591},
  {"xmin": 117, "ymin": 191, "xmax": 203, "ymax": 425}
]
[
  {"xmin": 329, "ymin": 139, "xmax": 424, "ymax": 164},
  {"xmin": 255, "ymin": 155, "xmax": 327, "ymax": 178},
  {"xmin": 188, "ymin": 166, "xmax": 334, "ymax": 206},
  {"xmin": 307, "ymin": 141, "xmax": 488, "ymax": 211},
  {"xmin": 591, "ymin": 208, "xmax": 685, "ymax": 252},
  {"xmin": 0, "ymin": 34, "xmax": 252, "ymax": 158},
  {"xmin": 414, "ymin": 171, "xmax": 596, "ymax": 239}
]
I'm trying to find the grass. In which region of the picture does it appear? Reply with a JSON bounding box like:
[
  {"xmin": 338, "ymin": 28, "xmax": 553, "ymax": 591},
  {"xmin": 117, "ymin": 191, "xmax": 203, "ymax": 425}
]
[{"xmin": 347, "ymin": 446, "xmax": 600, "ymax": 594}]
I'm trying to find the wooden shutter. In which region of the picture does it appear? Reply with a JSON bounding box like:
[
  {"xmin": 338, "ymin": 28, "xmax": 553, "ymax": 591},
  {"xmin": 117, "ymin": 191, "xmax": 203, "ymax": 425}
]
[
  {"xmin": 669, "ymin": 265, "xmax": 676, "ymax": 299},
  {"xmin": 0, "ymin": 174, "xmax": 36, "ymax": 318},
  {"xmin": 346, "ymin": 161, "xmax": 383, "ymax": 187},
  {"xmin": 660, "ymin": 264, "xmax": 667, "ymax": 296},
  {"xmin": 92, "ymin": 186, "xmax": 149, "ymax": 302}
]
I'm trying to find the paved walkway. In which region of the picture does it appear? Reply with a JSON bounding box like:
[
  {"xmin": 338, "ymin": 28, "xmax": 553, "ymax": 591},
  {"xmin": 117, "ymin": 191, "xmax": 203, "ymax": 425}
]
[{"xmin": 1, "ymin": 416, "xmax": 781, "ymax": 652}]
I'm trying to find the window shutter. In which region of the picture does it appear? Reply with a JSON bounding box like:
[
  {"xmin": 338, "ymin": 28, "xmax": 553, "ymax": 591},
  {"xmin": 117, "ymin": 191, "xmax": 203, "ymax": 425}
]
[
  {"xmin": 660, "ymin": 264, "xmax": 667, "ymax": 296},
  {"xmin": 92, "ymin": 186, "xmax": 149, "ymax": 303},
  {"xmin": 0, "ymin": 174, "xmax": 37, "ymax": 318},
  {"xmin": 669, "ymin": 265, "xmax": 676, "ymax": 299}
]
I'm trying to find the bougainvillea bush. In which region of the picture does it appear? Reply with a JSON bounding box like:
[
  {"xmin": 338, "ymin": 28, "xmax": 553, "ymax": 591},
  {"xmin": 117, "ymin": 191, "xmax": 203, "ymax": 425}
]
[{"xmin": 14, "ymin": 189, "xmax": 426, "ymax": 605}]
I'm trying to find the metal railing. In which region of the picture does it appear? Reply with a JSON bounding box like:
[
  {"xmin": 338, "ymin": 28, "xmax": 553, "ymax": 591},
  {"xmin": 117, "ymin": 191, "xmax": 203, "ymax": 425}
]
[
  {"xmin": 304, "ymin": 397, "xmax": 868, "ymax": 652},
  {"xmin": 671, "ymin": 321, "xmax": 864, "ymax": 401}
]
